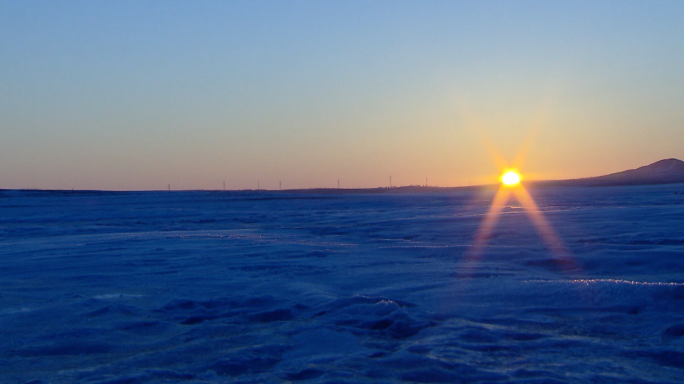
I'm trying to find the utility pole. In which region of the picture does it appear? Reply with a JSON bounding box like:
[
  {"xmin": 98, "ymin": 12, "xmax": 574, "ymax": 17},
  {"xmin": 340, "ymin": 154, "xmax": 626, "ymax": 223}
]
[
  {"xmin": 337, "ymin": 179, "xmax": 340, "ymax": 189},
  {"xmin": 223, "ymin": 181, "xmax": 225, "ymax": 191},
  {"xmin": 390, "ymin": 176, "xmax": 392, "ymax": 188},
  {"xmin": 279, "ymin": 181, "xmax": 281, "ymax": 190},
  {"xmin": 426, "ymin": 178, "xmax": 427, "ymax": 187},
  {"xmin": 257, "ymin": 181, "xmax": 259, "ymax": 190}
]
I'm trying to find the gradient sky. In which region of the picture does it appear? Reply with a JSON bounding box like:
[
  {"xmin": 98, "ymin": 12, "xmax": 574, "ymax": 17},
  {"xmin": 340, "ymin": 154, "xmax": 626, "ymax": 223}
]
[{"xmin": 2, "ymin": 1, "xmax": 684, "ymax": 190}]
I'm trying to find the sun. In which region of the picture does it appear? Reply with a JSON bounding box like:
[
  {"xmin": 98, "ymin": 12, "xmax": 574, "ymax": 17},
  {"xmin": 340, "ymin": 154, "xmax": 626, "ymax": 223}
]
[{"xmin": 502, "ymin": 170, "xmax": 521, "ymax": 186}]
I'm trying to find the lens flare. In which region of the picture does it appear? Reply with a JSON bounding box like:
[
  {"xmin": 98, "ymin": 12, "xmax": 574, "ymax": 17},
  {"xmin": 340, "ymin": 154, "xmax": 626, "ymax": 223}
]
[
  {"xmin": 502, "ymin": 171, "xmax": 521, "ymax": 185},
  {"xmin": 462, "ymin": 140, "xmax": 578, "ymax": 280},
  {"xmin": 454, "ymin": 97, "xmax": 577, "ymax": 285},
  {"xmin": 466, "ymin": 178, "xmax": 577, "ymax": 277}
]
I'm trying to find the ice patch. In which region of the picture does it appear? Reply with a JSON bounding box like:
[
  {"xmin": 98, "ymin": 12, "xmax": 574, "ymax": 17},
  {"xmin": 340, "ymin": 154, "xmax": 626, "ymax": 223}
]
[
  {"xmin": 529, "ymin": 278, "xmax": 684, "ymax": 286},
  {"xmin": 0, "ymin": 307, "xmax": 32, "ymax": 315},
  {"xmin": 92, "ymin": 293, "xmax": 143, "ymax": 299}
]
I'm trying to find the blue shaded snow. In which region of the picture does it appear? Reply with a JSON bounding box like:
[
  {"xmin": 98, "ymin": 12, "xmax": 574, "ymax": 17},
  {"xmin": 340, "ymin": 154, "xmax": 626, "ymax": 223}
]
[{"xmin": 1, "ymin": 185, "xmax": 684, "ymax": 383}]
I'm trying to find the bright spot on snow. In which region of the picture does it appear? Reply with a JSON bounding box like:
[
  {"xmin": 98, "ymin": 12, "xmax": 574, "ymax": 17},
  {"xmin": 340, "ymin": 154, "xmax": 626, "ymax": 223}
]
[{"xmin": 502, "ymin": 171, "xmax": 521, "ymax": 186}]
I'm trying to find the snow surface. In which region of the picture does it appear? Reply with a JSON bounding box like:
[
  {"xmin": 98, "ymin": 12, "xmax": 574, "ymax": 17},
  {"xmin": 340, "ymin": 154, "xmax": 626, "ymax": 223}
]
[{"xmin": 1, "ymin": 185, "xmax": 684, "ymax": 383}]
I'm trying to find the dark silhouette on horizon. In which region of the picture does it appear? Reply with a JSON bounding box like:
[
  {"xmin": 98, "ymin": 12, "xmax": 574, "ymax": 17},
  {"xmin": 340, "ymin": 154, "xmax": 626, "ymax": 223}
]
[
  {"xmin": 291, "ymin": 158, "xmax": 684, "ymax": 194},
  {"xmin": 539, "ymin": 158, "xmax": 684, "ymax": 187},
  {"xmin": 3, "ymin": 159, "xmax": 684, "ymax": 194}
]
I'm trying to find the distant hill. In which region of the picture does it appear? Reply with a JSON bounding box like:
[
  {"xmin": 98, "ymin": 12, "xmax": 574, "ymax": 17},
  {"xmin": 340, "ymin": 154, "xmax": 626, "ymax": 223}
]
[
  {"xmin": 253, "ymin": 159, "xmax": 684, "ymax": 195},
  {"xmin": 542, "ymin": 158, "xmax": 684, "ymax": 187}
]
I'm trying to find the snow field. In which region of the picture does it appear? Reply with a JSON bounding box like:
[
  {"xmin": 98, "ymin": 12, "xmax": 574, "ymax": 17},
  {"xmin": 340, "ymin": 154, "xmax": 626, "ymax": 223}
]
[{"xmin": 1, "ymin": 186, "xmax": 684, "ymax": 383}]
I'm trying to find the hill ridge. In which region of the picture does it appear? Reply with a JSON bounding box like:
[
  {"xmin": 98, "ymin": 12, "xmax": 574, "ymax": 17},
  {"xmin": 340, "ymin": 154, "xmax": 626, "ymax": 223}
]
[{"xmin": 547, "ymin": 158, "xmax": 684, "ymax": 187}]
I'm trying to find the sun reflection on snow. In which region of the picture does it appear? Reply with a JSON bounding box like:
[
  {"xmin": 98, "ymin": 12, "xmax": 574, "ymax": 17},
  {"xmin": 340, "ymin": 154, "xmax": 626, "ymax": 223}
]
[
  {"xmin": 454, "ymin": 104, "xmax": 579, "ymax": 276},
  {"xmin": 465, "ymin": 148, "xmax": 576, "ymax": 274}
]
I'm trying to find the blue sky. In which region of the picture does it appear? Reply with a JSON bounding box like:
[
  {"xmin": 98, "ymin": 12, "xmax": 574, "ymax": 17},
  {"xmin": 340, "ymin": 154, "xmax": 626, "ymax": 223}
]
[{"xmin": 2, "ymin": 1, "xmax": 683, "ymax": 190}]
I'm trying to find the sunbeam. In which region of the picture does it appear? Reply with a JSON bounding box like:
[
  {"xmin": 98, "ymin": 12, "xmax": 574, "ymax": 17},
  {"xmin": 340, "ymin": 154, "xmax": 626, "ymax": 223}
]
[{"xmin": 464, "ymin": 144, "xmax": 577, "ymax": 275}]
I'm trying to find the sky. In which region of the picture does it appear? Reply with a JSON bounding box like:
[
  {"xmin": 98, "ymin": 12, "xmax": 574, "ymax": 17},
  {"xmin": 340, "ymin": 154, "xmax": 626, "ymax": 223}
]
[{"xmin": 2, "ymin": 1, "xmax": 684, "ymax": 190}]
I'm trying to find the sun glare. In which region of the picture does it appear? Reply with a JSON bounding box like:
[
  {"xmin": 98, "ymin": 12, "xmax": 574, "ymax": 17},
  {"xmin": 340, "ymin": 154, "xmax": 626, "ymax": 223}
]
[
  {"xmin": 462, "ymin": 112, "xmax": 577, "ymax": 280},
  {"xmin": 502, "ymin": 171, "xmax": 521, "ymax": 186}
]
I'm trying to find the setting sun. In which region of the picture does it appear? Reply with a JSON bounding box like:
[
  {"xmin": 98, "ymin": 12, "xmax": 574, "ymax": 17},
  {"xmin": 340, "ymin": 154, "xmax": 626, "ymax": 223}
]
[{"xmin": 502, "ymin": 171, "xmax": 521, "ymax": 185}]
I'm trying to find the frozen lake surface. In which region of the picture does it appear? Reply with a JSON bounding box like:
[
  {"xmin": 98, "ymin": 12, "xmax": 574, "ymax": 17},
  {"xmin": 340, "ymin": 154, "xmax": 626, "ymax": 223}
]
[{"xmin": 2, "ymin": 185, "xmax": 684, "ymax": 383}]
